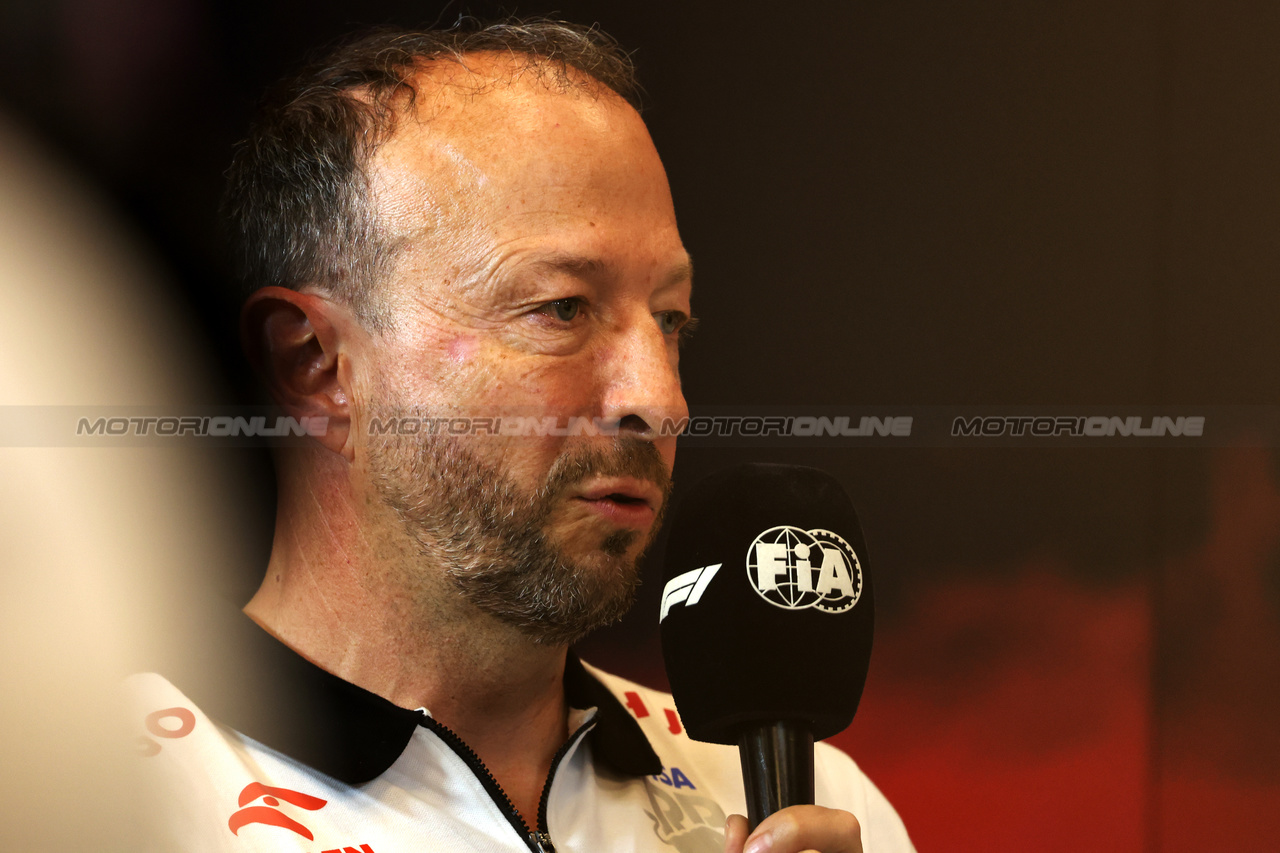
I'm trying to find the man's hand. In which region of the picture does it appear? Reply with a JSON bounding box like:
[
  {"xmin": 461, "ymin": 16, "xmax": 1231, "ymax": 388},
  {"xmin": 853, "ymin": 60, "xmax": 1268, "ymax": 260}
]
[{"xmin": 723, "ymin": 806, "xmax": 863, "ymax": 853}]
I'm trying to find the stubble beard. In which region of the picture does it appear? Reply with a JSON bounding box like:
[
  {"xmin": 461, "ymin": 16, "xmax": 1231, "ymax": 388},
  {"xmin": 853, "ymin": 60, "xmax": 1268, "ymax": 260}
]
[{"xmin": 367, "ymin": 424, "xmax": 672, "ymax": 647}]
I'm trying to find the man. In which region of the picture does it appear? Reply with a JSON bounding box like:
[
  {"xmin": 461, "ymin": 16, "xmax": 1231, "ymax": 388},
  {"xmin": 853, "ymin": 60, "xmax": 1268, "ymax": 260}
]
[{"xmin": 132, "ymin": 20, "xmax": 914, "ymax": 853}]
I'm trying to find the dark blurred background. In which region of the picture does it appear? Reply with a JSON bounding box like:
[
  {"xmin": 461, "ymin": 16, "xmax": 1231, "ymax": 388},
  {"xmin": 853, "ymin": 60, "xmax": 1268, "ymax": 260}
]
[{"xmin": 3, "ymin": 1, "xmax": 1278, "ymax": 850}]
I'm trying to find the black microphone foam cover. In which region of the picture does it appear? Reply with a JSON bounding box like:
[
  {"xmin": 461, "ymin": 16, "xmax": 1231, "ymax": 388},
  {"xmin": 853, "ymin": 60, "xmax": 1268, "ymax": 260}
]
[{"xmin": 659, "ymin": 464, "xmax": 874, "ymax": 745}]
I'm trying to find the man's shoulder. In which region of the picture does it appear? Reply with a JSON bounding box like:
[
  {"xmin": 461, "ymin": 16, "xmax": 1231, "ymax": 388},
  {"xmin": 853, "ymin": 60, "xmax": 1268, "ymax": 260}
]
[
  {"xmin": 576, "ymin": 660, "xmax": 734, "ymax": 769},
  {"xmin": 126, "ymin": 672, "xmax": 288, "ymax": 848},
  {"xmin": 126, "ymin": 670, "xmax": 309, "ymax": 788},
  {"xmin": 579, "ymin": 661, "xmax": 916, "ymax": 853},
  {"xmin": 127, "ymin": 670, "xmax": 226, "ymax": 758},
  {"xmin": 579, "ymin": 661, "xmax": 866, "ymax": 784},
  {"xmin": 577, "ymin": 660, "xmax": 680, "ymax": 725}
]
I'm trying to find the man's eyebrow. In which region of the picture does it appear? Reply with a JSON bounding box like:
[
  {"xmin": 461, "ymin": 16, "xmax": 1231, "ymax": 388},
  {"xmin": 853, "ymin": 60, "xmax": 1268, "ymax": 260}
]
[
  {"xmin": 525, "ymin": 253, "xmax": 694, "ymax": 289},
  {"xmin": 526, "ymin": 253, "xmax": 607, "ymax": 278},
  {"xmin": 666, "ymin": 258, "xmax": 694, "ymax": 290}
]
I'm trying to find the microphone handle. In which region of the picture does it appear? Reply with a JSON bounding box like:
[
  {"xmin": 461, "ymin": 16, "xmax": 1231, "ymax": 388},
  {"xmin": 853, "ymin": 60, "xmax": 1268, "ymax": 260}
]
[{"xmin": 737, "ymin": 720, "xmax": 815, "ymax": 830}]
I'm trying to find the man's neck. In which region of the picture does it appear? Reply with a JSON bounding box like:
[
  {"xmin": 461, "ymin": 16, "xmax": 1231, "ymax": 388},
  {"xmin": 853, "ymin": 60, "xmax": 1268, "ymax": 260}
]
[{"xmin": 245, "ymin": 463, "xmax": 573, "ymax": 827}]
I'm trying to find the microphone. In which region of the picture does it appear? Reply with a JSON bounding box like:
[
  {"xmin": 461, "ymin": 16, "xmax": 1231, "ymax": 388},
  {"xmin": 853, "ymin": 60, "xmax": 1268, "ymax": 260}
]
[{"xmin": 658, "ymin": 464, "xmax": 874, "ymax": 830}]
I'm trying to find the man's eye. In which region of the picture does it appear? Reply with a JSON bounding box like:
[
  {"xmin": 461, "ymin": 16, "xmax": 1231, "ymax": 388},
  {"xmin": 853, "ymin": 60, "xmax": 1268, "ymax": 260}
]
[
  {"xmin": 543, "ymin": 299, "xmax": 581, "ymax": 322},
  {"xmin": 655, "ymin": 310, "xmax": 687, "ymax": 335}
]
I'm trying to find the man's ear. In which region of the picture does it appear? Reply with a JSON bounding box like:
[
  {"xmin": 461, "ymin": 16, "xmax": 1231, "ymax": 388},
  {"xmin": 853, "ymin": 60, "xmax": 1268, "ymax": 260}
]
[{"xmin": 241, "ymin": 286, "xmax": 357, "ymax": 457}]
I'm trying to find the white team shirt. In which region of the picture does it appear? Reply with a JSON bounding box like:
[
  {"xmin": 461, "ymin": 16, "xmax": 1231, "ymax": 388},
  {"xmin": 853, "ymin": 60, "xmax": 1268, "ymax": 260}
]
[{"xmin": 130, "ymin": 613, "xmax": 915, "ymax": 853}]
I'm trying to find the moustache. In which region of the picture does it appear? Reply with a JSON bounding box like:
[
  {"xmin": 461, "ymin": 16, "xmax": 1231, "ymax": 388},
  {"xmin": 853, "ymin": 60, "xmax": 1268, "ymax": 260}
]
[{"xmin": 538, "ymin": 437, "xmax": 672, "ymax": 504}]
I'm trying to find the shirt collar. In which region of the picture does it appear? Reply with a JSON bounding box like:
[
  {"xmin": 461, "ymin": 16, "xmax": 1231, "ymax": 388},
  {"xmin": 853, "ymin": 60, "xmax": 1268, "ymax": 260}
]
[{"xmin": 154, "ymin": 603, "xmax": 661, "ymax": 784}]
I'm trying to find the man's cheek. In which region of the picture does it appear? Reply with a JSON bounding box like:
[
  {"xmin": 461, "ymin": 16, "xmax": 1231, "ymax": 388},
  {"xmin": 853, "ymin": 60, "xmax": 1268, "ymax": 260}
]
[
  {"xmin": 446, "ymin": 334, "xmax": 481, "ymax": 363},
  {"xmin": 497, "ymin": 437, "xmax": 566, "ymax": 482}
]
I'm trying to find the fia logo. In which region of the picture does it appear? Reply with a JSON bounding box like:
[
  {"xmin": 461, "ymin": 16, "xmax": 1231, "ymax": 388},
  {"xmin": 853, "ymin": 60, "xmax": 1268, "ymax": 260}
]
[{"xmin": 746, "ymin": 526, "xmax": 862, "ymax": 613}]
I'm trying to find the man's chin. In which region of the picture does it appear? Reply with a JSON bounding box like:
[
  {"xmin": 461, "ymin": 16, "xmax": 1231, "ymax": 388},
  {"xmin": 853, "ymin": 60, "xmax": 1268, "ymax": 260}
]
[
  {"xmin": 551, "ymin": 518, "xmax": 645, "ymax": 561},
  {"xmin": 600, "ymin": 529, "xmax": 639, "ymax": 558},
  {"xmin": 505, "ymin": 567, "xmax": 643, "ymax": 647},
  {"xmin": 443, "ymin": 535, "xmax": 648, "ymax": 647}
]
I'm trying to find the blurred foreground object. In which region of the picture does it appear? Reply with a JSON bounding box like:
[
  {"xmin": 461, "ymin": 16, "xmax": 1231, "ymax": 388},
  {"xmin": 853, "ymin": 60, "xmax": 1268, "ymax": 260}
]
[{"xmin": 0, "ymin": 114, "xmax": 247, "ymax": 849}]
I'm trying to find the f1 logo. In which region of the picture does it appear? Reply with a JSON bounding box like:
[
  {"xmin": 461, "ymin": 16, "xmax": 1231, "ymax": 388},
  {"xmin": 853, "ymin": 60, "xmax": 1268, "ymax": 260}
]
[{"xmin": 659, "ymin": 564, "xmax": 721, "ymax": 623}]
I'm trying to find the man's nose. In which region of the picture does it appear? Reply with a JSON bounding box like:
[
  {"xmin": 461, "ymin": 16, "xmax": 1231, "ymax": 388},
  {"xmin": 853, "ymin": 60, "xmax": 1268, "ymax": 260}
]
[{"xmin": 598, "ymin": 316, "xmax": 689, "ymax": 440}]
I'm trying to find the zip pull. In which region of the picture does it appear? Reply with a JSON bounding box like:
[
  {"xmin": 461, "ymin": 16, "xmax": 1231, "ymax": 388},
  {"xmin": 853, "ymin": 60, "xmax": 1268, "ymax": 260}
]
[{"xmin": 529, "ymin": 830, "xmax": 556, "ymax": 852}]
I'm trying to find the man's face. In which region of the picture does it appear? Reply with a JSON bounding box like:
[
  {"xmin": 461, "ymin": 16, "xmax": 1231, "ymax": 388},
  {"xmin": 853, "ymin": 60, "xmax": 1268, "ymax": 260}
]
[{"xmin": 353, "ymin": 61, "xmax": 692, "ymax": 644}]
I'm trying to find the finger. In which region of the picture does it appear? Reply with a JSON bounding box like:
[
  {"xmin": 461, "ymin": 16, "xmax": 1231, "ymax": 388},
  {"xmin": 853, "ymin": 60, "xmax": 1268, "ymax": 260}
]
[
  {"xmin": 724, "ymin": 813, "xmax": 750, "ymax": 853},
  {"xmin": 742, "ymin": 805, "xmax": 863, "ymax": 853}
]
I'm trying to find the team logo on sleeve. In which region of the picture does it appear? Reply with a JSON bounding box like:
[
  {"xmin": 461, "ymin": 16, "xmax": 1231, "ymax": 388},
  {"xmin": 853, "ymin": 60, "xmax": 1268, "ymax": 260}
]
[
  {"xmin": 642, "ymin": 775, "xmax": 727, "ymax": 852},
  {"xmin": 746, "ymin": 526, "xmax": 862, "ymax": 613},
  {"xmin": 228, "ymin": 782, "xmax": 327, "ymax": 840}
]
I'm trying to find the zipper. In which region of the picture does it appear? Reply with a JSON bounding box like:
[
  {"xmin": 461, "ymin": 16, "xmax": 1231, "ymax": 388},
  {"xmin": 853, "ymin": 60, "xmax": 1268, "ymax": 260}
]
[
  {"xmin": 417, "ymin": 711, "xmax": 596, "ymax": 853},
  {"xmin": 535, "ymin": 718, "xmax": 596, "ymax": 844}
]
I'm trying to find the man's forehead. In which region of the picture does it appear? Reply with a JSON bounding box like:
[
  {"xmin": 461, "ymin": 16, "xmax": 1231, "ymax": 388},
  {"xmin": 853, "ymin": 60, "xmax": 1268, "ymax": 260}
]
[
  {"xmin": 373, "ymin": 53, "xmax": 637, "ymax": 173},
  {"xmin": 366, "ymin": 54, "xmax": 673, "ymax": 262}
]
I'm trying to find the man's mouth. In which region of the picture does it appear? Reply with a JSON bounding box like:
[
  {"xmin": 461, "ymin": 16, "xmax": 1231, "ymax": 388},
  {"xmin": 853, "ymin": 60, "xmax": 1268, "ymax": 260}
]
[
  {"xmin": 598, "ymin": 492, "xmax": 646, "ymax": 505},
  {"xmin": 574, "ymin": 478, "xmax": 663, "ymax": 528}
]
